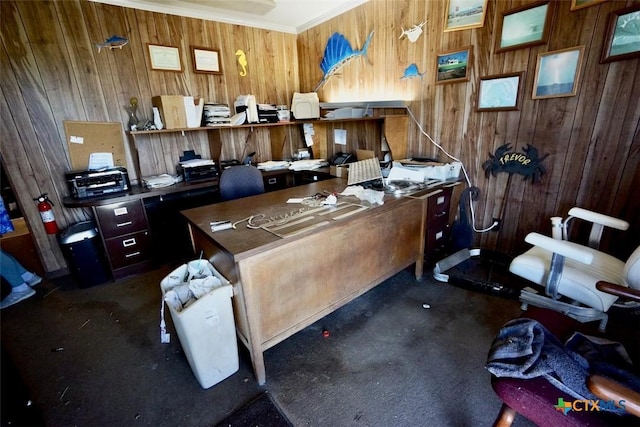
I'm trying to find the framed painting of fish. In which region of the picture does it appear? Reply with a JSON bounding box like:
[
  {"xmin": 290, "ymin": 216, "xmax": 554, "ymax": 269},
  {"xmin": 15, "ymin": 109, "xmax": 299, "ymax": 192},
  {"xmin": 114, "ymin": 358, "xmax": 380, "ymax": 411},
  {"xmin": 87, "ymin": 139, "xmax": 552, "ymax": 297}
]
[
  {"xmin": 148, "ymin": 44, "xmax": 182, "ymax": 72},
  {"xmin": 444, "ymin": 0, "xmax": 488, "ymax": 32},
  {"xmin": 435, "ymin": 46, "xmax": 471, "ymax": 85}
]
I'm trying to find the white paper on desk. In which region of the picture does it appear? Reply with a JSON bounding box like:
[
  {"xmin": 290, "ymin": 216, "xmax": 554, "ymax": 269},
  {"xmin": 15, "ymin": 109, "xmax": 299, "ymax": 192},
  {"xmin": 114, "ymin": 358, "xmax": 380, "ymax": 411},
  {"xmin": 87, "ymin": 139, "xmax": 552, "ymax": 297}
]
[
  {"xmin": 88, "ymin": 152, "xmax": 114, "ymax": 170},
  {"xmin": 334, "ymin": 129, "xmax": 347, "ymax": 145},
  {"xmin": 387, "ymin": 164, "xmax": 424, "ymax": 183}
]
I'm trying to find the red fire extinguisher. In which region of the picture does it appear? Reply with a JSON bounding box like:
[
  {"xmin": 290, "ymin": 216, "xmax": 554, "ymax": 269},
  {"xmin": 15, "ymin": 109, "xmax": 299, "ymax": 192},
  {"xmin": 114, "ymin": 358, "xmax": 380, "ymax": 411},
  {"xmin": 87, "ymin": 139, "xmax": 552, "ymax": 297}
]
[{"xmin": 34, "ymin": 193, "xmax": 59, "ymax": 234}]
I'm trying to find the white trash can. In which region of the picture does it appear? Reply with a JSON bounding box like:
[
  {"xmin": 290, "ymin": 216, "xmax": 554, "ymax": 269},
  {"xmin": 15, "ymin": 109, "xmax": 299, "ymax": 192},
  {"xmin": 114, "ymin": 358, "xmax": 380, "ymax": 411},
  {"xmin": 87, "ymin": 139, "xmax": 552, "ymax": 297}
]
[{"xmin": 160, "ymin": 261, "xmax": 238, "ymax": 389}]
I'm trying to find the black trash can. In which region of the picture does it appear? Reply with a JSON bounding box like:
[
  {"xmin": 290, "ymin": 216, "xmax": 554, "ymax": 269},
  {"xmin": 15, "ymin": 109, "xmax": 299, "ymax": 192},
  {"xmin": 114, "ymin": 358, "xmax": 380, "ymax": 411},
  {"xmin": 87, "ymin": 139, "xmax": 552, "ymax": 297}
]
[{"xmin": 59, "ymin": 221, "xmax": 110, "ymax": 287}]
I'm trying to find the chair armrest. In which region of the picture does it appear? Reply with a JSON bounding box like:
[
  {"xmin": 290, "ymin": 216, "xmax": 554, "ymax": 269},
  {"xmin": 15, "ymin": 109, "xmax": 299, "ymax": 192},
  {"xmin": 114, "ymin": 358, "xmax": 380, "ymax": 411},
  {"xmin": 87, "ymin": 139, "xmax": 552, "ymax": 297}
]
[
  {"xmin": 525, "ymin": 233, "xmax": 594, "ymax": 264},
  {"xmin": 587, "ymin": 374, "xmax": 640, "ymax": 417},
  {"xmin": 596, "ymin": 281, "xmax": 640, "ymax": 302},
  {"xmin": 568, "ymin": 207, "xmax": 629, "ymax": 231}
]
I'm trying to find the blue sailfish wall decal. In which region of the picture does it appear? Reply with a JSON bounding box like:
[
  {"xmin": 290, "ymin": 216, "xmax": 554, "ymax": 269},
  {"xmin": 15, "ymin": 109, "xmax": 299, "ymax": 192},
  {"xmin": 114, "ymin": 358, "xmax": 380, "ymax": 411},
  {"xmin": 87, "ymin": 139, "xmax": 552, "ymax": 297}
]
[
  {"xmin": 314, "ymin": 31, "xmax": 374, "ymax": 92},
  {"xmin": 401, "ymin": 63, "xmax": 425, "ymax": 79}
]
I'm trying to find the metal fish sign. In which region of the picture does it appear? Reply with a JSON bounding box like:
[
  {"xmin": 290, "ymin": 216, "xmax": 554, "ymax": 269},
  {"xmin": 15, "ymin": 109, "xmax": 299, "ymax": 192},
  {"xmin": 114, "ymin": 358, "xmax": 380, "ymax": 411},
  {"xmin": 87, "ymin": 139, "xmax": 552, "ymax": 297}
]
[
  {"xmin": 96, "ymin": 35, "xmax": 129, "ymax": 53},
  {"xmin": 314, "ymin": 31, "xmax": 374, "ymax": 92},
  {"xmin": 399, "ymin": 21, "xmax": 426, "ymax": 43}
]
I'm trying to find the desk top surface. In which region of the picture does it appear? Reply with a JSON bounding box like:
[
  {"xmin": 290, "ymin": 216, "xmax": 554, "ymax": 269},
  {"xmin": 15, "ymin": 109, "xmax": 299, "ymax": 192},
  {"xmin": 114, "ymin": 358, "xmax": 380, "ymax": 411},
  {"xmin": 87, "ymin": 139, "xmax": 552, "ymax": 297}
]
[{"xmin": 181, "ymin": 178, "xmax": 425, "ymax": 260}]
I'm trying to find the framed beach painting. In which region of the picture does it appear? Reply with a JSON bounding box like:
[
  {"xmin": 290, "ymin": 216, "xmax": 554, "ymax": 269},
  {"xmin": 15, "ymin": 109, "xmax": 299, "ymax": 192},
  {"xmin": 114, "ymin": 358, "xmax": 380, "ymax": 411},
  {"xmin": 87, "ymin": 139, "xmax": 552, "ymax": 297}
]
[
  {"xmin": 494, "ymin": 1, "xmax": 555, "ymax": 54},
  {"xmin": 444, "ymin": 0, "xmax": 489, "ymax": 32},
  {"xmin": 436, "ymin": 47, "xmax": 472, "ymax": 84},
  {"xmin": 477, "ymin": 72, "xmax": 524, "ymax": 111},
  {"xmin": 600, "ymin": 5, "xmax": 640, "ymax": 63},
  {"xmin": 532, "ymin": 46, "xmax": 585, "ymax": 99}
]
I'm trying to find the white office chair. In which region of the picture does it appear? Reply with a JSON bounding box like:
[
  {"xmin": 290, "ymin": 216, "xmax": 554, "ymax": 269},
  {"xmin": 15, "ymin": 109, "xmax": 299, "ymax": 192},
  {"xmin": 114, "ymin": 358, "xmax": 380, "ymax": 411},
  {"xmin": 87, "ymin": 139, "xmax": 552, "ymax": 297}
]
[{"xmin": 509, "ymin": 207, "xmax": 640, "ymax": 331}]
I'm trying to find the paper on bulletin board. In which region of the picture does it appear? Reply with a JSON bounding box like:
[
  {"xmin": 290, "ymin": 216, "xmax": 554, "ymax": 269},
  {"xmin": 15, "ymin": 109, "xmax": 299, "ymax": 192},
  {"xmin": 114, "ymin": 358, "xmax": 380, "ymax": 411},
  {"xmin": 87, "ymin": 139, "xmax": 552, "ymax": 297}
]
[
  {"xmin": 63, "ymin": 121, "xmax": 127, "ymax": 170},
  {"xmin": 334, "ymin": 129, "xmax": 347, "ymax": 145}
]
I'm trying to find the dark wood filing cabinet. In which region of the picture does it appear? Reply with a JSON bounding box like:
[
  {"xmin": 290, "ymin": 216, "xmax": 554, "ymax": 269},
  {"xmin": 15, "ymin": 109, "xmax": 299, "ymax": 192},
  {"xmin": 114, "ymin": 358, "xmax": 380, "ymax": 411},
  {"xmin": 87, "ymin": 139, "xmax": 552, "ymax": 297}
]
[
  {"xmin": 93, "ymin": 199, "xmax": 152, "ymax": 280},
  {"xmin": 424, "ymin": 186, "xmax": 453, "ymax": 263}
]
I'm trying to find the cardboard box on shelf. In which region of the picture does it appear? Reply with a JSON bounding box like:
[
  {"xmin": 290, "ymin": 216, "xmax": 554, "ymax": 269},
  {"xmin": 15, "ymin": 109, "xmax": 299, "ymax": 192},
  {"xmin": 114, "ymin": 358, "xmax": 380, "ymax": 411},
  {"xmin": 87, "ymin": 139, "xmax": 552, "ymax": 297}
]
[{"xmin": 152, "ymin": 96, "xmax": 187, "ymax": 129}]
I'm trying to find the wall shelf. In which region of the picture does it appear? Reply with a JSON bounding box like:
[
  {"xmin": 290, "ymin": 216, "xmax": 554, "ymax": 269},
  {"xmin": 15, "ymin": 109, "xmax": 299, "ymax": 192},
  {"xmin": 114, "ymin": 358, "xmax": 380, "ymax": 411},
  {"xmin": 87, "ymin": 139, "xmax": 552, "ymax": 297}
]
[{"xmin": 125, "ymin": 111, "xmax": 408, "ymax": 183}]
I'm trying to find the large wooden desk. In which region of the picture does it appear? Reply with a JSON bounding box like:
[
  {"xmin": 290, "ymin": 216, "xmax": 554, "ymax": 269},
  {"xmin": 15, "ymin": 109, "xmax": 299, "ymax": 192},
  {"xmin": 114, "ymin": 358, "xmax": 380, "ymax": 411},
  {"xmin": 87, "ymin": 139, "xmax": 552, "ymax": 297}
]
[{"xmin": 181, "ymin": 178, "xmax": 427, "ymax": 384}]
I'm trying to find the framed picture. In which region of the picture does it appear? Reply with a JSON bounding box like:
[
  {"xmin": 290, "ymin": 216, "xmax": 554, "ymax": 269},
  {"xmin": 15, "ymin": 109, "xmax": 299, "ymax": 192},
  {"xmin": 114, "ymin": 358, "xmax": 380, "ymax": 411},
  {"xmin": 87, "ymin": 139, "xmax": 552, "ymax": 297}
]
[
  {"xmin": 436, "ymin": 46, "xmax": 472, "ymax": 85},
  {"xmin": 147, "ymin": 44, "xmax": 182, "ymax": 72},
  {"xmin": 570, "ymin": 0, "xmax": 607, "ymax": 12},
  {"xmin": 444, "ymin": 0, "xmax": 488, "ymax": 32},
  {"xmin": 477, "ymin": 72, "xmax": 524, "ymax": 111},
  {"xmin": 191, "ymin": 46, "xmax": 222, "ymax": 74},
  {"xmin": 494, "ymin": 1, "xmax": 555, "ymax": 54},
  {"xmin": 600, "ymin": 5, "xmax": 640, "ymax": 63},
  {"xmin": 532, "ymin": 46, "xmax": 585, "ymax": 99}
]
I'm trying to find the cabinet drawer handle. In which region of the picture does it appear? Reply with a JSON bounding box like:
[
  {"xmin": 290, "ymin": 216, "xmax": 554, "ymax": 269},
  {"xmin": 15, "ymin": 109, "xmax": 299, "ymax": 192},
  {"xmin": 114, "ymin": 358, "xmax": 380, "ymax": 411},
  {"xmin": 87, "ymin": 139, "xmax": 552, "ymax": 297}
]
[
  {"xmin": 122, "ymin": 238, "xmax": 137, "ymax": 247},
  {"xmin": 268, "ymin": 178, "xmax": 277, "ymax": 184},
  {"xmin": 125, "ymin": 251, "xmax": 141, "ymax": 258},
  {"xmin": 116, "ymin": 221, "xmax": 133, "ymax": 227},
  {"xmin": 435, "ymin": 211, "xmax": 447, "ymax": 217}
]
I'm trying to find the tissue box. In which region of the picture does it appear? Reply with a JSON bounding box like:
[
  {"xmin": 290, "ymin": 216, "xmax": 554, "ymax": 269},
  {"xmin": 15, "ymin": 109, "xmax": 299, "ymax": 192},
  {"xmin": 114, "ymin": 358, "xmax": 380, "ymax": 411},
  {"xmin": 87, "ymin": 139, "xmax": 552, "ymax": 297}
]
[{"xmin": 152, "ymin": 96, "xmax": 187, "ymax": 129}]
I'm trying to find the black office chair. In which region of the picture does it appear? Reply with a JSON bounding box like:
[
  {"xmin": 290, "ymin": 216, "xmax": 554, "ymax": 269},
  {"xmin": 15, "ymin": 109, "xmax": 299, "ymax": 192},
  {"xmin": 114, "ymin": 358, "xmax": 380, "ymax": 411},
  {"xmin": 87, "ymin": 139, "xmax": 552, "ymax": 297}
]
[{"xmin": 219, "ymin": 165, "xmax": 265, "ymax": 201}]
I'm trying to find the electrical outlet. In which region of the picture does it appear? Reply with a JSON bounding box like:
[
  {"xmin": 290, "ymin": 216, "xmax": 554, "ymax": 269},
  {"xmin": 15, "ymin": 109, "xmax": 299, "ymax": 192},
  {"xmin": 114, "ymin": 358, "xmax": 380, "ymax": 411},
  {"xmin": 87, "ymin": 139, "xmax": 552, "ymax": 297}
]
[{"xmin": 492, "ymin": 218, "xmax": 501, "ymax": 232}]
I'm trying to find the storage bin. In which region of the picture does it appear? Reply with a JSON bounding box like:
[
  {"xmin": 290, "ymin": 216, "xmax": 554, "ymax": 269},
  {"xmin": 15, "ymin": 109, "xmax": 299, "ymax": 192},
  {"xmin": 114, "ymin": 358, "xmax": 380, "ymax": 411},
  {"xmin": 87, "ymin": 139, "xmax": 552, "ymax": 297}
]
[{"xmin": 160, "ymin": 261, "xmax": 238, "ymax": 389}]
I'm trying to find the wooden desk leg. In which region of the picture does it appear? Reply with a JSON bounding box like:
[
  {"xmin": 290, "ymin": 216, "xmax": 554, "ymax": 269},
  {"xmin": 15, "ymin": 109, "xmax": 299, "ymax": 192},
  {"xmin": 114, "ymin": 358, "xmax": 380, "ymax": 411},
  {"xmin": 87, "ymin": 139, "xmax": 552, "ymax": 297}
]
[
  {"xmin": 252, "ymin": 350, "xmax": 267, "ymax": 385},
  {"xmin": 414, "ymin": 259, "xmax": 423, "ymax": 279},
  {"xmin": 237, "ymin": 264, "xmax": 268, "ymax": 385}
]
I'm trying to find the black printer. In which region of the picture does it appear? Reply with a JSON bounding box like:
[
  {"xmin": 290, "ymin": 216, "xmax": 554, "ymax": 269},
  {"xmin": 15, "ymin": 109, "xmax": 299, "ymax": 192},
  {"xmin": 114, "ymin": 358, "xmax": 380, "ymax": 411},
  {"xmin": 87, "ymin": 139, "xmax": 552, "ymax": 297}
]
[{"xmin": 66, "ymin": 167, "xmax": 130, "ymax": 199}]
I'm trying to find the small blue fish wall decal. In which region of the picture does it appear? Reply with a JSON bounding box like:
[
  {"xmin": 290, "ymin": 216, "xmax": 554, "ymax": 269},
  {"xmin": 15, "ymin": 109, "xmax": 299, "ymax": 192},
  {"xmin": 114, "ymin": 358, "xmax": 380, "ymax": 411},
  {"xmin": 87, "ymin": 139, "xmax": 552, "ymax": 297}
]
[
  {"xmin": 314, "ymin": 31, "xmax": 374, "ymax": 92},
  {"xmin": 96, "ymin": 35, "xmax": 129, "ymax": 53},
  {"xmin": 401, "ymin": 63, "xmax": 425, "ymax": 79}
]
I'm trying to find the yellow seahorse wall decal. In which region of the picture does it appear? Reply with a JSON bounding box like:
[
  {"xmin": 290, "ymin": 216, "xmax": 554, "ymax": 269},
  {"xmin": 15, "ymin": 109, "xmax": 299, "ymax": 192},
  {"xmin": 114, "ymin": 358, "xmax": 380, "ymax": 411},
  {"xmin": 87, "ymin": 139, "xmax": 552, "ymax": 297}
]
[{"xmin": 235, "ymin": 49, "xmax": 247, "ymax": 76}]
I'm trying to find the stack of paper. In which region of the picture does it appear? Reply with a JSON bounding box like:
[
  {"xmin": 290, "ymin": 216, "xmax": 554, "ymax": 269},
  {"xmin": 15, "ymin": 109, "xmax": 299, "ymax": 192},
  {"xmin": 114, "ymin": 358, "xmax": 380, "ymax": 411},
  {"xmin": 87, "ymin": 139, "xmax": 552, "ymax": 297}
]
[
  {"xmin": 257, "ymin": 160, "xmax": 290, "ymax": 171},
  {"xmin": 289, "ymin": 159, "xmax": 328, "ymax": 171},
  {"xmin": 143, "ymin": 174, "xmax": 182, "ymax": 189},
  {"xmin": 179, "ymin": 159, "xmax": 215, "ymax": 168}
]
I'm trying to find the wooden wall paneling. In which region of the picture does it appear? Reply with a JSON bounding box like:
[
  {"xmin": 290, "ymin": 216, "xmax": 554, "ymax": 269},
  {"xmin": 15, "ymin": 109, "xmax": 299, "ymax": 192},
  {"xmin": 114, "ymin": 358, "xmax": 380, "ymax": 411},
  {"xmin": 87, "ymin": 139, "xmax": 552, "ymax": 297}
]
[
  {"xmin": 577, "ymin": 60, "xmax": 640, "ymax": 210},
  {"xmin": 3, "ymin": 2, "xmax": 77, "ymax": 271},
  {"xmin": 129, "ymin": 8, "xmax": 161, "ymax": 117},
  {"xmin": 188, "ymin": 19, "xmax": 217, "ymax": 104},
  {"xmin": 0, "ymin": 85, "xmax": 68, "ymax": 273},
  {"xmin": 57, "ymin": 1, "xmax": 107, "ymax": 122}
]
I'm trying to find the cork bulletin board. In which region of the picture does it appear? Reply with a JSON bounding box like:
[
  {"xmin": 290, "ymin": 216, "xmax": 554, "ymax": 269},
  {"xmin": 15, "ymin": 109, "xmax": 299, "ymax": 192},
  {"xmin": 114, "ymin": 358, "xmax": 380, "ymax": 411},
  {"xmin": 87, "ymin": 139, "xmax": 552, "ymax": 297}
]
[{"xmin": 63, "ymin": 121, "xmax": 127, "ymax": 170}]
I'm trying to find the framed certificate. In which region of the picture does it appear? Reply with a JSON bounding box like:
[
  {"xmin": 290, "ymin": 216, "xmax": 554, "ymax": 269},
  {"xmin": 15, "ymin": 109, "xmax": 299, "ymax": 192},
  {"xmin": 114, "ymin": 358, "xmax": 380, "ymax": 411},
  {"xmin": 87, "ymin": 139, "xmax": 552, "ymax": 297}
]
[
  {"xmin": 147, "ymin": 44, "xmax": 182, "ymax": 72},
  {"xmin": 191, "ymin": 46, "xmax": 222, "ymax": 74}
]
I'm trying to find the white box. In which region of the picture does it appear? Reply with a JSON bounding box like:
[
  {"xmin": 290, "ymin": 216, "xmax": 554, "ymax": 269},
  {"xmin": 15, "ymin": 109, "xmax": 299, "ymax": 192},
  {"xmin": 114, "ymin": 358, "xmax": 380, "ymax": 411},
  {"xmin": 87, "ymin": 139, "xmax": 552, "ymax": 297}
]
[
  {"xmin": 291, "ymin": 92, "xmax": 319, "ymax": 119},
  {"xmin": 160, "ymin": 262, "xmax": 238, "ymax": 389},
  {"xmin": 422, "ymin": 161, "xmax": 462, "ymax": 181},
  {"xmin": 390, "ymin": 160, "xmax": 461, "ymax": 182}
]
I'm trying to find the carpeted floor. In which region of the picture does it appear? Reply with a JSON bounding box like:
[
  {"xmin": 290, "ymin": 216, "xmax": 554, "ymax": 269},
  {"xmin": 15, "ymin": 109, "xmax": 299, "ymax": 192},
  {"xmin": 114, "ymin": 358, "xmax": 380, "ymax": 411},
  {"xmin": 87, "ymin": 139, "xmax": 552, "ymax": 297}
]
[
  {"xmin": 215, "ymin": 391, "xmax": 292, "ymax": 427},
  {"xmin": 1, "ymin": 262, "xmax": 547, "ymax": 426}
]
